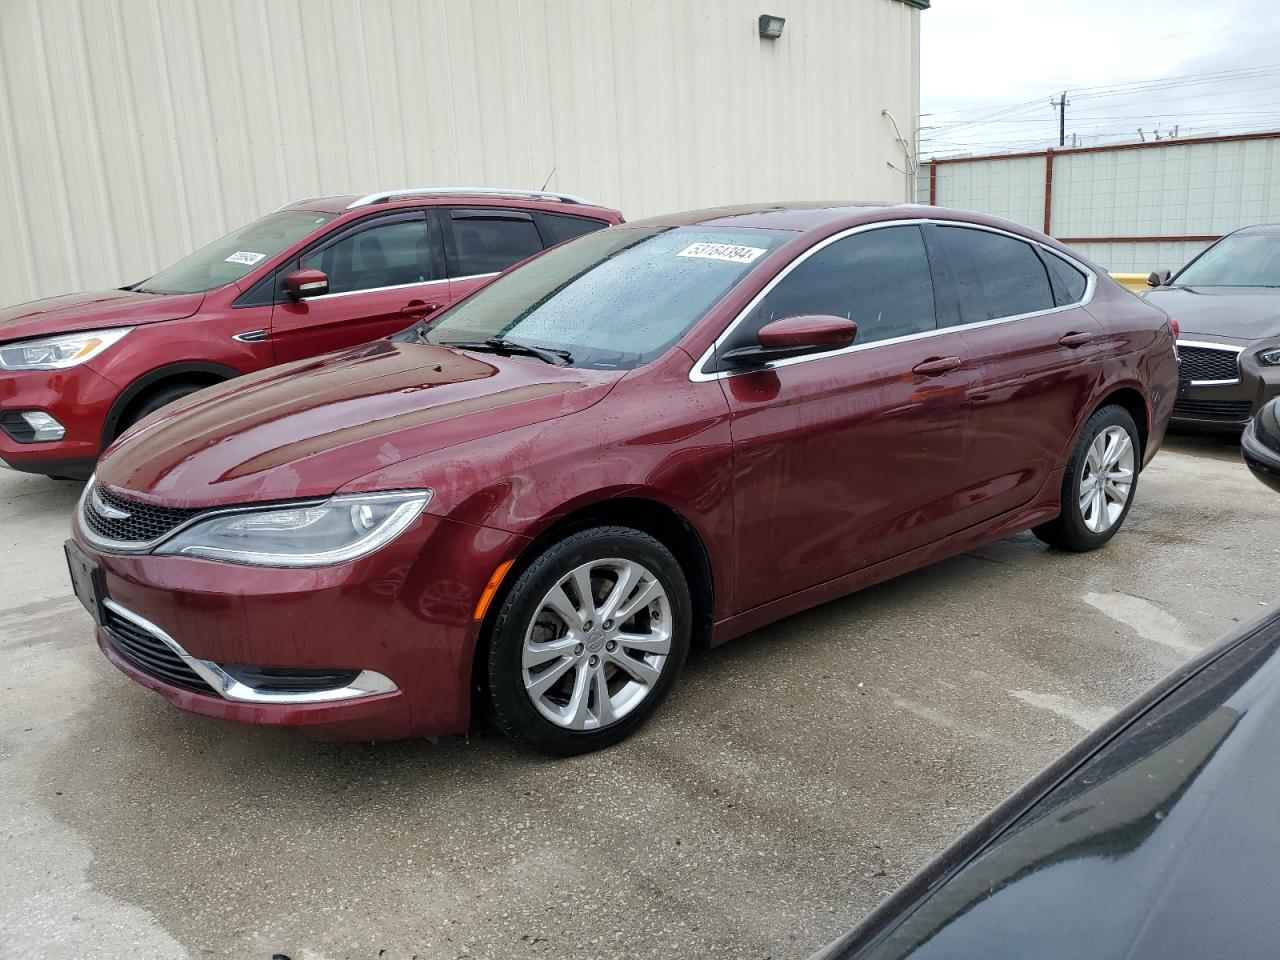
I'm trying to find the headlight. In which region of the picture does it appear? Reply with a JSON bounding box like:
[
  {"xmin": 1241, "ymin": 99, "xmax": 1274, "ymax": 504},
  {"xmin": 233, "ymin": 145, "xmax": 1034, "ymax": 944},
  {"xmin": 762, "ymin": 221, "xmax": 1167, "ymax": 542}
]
[
  {"xmin": 0, "ymin": 328, "xmax": 132, "ymax": 370},
  {"xmin": 153, "ymin": 490, "xmax": 431, "ymax": 566},
  {"xmin": 1257, "ymin": 347, "xmax": 1280, "ymax": 366}
]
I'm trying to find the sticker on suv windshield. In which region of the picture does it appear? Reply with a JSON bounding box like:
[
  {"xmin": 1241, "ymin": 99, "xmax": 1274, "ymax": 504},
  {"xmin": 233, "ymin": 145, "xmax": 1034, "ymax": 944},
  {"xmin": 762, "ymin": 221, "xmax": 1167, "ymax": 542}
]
[
  {"xmin": 677, "ymin": 242, "xmax": 767, "ymax": 264},
  {"xmin": 225, "ymin": 251, "xmax": 267, "ymax": 265}
]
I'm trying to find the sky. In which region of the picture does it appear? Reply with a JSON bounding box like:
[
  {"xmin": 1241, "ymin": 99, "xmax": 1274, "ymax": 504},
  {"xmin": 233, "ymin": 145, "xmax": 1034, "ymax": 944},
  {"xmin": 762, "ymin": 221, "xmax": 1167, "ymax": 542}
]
[{"xmin": 920, "ymin": 0, "xmax": 1280, "ymax": 157}]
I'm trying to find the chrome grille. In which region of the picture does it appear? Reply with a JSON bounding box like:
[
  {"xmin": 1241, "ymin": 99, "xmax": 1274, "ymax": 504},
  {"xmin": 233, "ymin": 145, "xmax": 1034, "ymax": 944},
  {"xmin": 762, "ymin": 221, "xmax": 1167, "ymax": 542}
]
[
  {"xmin": 81, "ymin": 482, "xmax": 204, "ymax": 546},
  {"xmin": 1177, "ymin": 344, "xmax": 1240, "ymax": 383}
]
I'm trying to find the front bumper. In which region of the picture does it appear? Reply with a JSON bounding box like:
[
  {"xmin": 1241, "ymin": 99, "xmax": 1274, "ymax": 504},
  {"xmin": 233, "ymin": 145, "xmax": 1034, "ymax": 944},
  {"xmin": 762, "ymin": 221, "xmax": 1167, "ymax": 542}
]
[
  {"xmin": 74, "ymin": 510, "xmax": 527, "ymax": 740},
  {"xmin": 1171, "ymin": 344, "xmax": 1280, "ymax": 431},
  {"xmin": 0, "ymin": 365, "xmax": 116, "ymax": 475}
]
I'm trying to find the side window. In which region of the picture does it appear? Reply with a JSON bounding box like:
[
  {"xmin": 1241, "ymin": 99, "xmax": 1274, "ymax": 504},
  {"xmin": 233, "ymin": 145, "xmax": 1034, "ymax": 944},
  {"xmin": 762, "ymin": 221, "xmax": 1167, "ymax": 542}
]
[
  {"xmin": 937, "ymin": 226, "xmax": 1055, "ymax": 323},
  {"xmin": 448, "ymin": 211, "xmax": 544, "ymax": 276},
  {"xmin": 1042, "ymin": 249, "xmax": 1089, "ymax": 305},
  {"xmin": 538, "ymin": 212, "xmax": 610, "ymax": 245},
  {"xmin": 728, "ymin": 225, "xmax": 936, "ymax": 351},
  {"xmin": 300, "ymin": 217, "xmax": 441, "ymax": 295}
]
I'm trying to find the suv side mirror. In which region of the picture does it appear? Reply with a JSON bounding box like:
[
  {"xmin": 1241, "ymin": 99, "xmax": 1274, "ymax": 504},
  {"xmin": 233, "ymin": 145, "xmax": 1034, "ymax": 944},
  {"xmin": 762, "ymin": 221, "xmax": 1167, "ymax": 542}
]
[
  {"xmin": 721, "ymin": 315, "xmax": 857, "ymax": 367},
  {"xmin": 1147, "ymin": 269, "xmax": 1172, "ymax": 287},
  {"xmin": 285, "ymin": 268, "xmax": 329, "ymax": 300}
]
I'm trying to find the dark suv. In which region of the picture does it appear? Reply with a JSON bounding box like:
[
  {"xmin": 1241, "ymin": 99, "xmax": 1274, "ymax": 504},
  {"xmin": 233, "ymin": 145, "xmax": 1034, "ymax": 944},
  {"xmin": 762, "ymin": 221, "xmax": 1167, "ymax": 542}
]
[{"xmin": 0, "ymin": 188, "xmax": 622, "ymax": 478}]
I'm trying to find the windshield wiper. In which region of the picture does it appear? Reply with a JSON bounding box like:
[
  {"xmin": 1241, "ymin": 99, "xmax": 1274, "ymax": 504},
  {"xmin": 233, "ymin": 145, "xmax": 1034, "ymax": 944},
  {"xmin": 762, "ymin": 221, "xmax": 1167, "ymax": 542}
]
[{"xmin": 441, "ymin": 337, "xmax": 573, "ymax": 366}]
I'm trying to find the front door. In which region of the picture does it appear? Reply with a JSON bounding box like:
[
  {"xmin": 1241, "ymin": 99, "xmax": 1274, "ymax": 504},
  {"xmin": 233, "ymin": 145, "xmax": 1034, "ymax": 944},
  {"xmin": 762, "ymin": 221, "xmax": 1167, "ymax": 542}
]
[
  {"xmin": 717, "ymin": 224, "xmax": 974, "ymax": 610},
  {"xmin": 270, "ymin": 211, "xmax": 449, "ymax": 362},
  {"xmin": 928, "ymin": 224, "xmax": 1109, "ymax": 526}
]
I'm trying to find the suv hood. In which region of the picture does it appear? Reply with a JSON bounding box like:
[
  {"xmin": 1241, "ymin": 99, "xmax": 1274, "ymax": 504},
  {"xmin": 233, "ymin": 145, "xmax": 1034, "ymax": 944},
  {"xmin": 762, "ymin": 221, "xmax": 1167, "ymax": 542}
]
[
  {"xmin": 1144, "ymin": 286, "xmax": 1280, "ymax": 343},
  {"xmin": 96, "ymin": 340, "xmax": 621, "ymax": 508},
  {"xmin": 0, "ymin": 289, "xmax": 206, "ymax": 342}
]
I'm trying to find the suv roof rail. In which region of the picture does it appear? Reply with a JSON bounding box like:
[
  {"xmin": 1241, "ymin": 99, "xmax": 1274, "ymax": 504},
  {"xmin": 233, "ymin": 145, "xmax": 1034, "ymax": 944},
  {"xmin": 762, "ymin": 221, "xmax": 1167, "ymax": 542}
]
[{"xmin": 344, "ymin": 187, "xmax": 595, "ymax": 209}]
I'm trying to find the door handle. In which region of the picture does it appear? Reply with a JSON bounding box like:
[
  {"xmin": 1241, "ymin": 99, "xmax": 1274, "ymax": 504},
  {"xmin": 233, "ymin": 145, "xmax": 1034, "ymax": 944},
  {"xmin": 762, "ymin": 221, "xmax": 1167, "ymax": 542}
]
[
  {"xmin": 1058, "ymin": 331, "xmax": 1096, "ymax": 348},
  {"xmin": 911, "ymin": 356, "xmax": 962, "ymax": 377},
  {"xmin": 401, "ymin": 300, "xmax": 443, "ymax": 317}
]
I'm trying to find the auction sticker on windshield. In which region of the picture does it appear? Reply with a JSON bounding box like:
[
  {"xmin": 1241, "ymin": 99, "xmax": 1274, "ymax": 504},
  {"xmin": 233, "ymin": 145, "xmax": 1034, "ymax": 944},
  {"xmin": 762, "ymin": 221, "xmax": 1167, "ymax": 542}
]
[
  {"xmin": 677, "ymin": 242, "xmax": 767, "ymax": 264},
  {"xmin": 224, "ymin": 251, "xmax": 267, "ymax": 265}
]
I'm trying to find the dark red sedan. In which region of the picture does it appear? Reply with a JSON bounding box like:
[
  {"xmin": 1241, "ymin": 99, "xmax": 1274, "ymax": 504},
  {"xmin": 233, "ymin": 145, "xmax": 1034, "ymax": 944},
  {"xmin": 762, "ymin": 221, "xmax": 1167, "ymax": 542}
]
[{"xmin": 66, "ymin": 203, "xmax": 1178, "ymax": 754}]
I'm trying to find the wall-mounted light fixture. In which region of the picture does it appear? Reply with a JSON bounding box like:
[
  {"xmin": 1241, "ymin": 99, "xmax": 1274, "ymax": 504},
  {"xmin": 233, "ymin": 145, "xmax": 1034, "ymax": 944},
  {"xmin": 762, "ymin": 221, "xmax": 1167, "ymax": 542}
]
[{"xmin": 758, "ymin": 14, "xmax": 785, "ymax": 39}]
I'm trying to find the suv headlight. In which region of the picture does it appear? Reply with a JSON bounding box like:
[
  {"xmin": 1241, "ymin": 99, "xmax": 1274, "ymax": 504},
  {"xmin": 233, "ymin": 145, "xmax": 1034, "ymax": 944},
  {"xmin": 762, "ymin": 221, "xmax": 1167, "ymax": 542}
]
[
  {"xmin": 1257, "ymin": 347, "xmax": 1280, "ymax": 366},
  {"xmin": 154, "ymin": 491, "xmax": 432, "ymax": 566},
  {"xmin": 0, "ymin": 328, "xmax": 132, "ymax": 371}
]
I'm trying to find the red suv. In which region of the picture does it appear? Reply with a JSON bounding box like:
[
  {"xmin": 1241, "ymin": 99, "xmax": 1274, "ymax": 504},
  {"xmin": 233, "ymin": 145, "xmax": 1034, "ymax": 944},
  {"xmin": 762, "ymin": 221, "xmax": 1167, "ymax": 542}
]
[
  {"xmin": 67, "ymin": 203, "xmax": 1178, "ymax": 754},
  {"xmin": 0, "ymin": 188, "xmax": 622, "ymax": 478}
]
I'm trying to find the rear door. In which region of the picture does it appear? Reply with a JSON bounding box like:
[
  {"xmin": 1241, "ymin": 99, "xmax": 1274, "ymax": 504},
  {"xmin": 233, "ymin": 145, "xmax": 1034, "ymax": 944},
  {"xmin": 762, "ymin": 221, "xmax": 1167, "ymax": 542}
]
[
  {"xmin": 441, "ymin": 208, "xmax": 548, "ymax": 302},
  {"xmin": 928, "ymin": 223, "xmax": 1107, "ymax": 526},
  {"xmin": 717, "ymin": 224, "xmax": 974, "ymax": 608},
  {"xmin": 269, "ymin": 211, "xmax": 448, "ymax": 362}
]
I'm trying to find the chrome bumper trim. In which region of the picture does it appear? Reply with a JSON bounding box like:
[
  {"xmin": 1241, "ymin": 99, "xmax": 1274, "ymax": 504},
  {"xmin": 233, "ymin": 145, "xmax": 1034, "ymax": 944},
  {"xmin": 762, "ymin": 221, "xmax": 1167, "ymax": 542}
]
[{"xmin": 103, "ymin": 599, "xmax": 398, "ymax": 704}]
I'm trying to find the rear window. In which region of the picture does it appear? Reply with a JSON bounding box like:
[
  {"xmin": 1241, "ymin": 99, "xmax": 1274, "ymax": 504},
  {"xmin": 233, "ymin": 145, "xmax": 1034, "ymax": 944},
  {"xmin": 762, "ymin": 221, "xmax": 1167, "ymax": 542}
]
[
  {"xmin": 539, "ymin": 212, "xmax": 610, "ymax": 245},
  {"xmin": 449, "ymin": 214, "xmax": 544, "ymax": 276},
  {"xmin": 1043, "ymin": 250, "xmax": 1089, "ymax": 305},
  {"xmin": 937, "ymin": 226, "xmax": 1056, "ymax": 324}
]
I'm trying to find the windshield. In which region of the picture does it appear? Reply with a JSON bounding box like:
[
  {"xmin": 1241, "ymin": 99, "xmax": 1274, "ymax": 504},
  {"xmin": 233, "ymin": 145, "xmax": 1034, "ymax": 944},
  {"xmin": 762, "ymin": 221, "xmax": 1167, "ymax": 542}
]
[
  {"xmin": 416, "ymin": 224, "xmax": 792, "ymax": 369},
  {"xmin": 137, "ymin": 211, "xmax": 336, "ymax": 294},
  {"xmin": 1175, "ymin": 232, "xmax": 1280, "ymax": 287}
]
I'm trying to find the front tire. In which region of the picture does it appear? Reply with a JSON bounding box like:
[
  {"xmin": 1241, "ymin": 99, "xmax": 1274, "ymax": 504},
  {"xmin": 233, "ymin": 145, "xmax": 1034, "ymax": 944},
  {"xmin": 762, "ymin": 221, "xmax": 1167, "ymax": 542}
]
[
  {"xmin": 1034, "ymin": 405, "xmax": 1140, "ymax": 552},
  {"xmin": 485, "ymin": 526, "xmax": 691, "ymax": 755}
]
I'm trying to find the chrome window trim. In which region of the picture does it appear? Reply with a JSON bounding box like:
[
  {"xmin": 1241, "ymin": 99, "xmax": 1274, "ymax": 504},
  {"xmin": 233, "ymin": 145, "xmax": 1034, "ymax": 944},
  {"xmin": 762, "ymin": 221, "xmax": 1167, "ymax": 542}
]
[
  {"xmin": 103, "ymin": 599, "xmax": 398, "ymax": 704},
  {"xmin": 297, "ymin": 272, "xmax": 498, "ymax": 302},
  {"xmin": 687, "ymin": 218, "xmax": 1098, "ymax": 383},
  {"xmin": 1176, "ymin": 339, "xmax": 1244, "ymax": 386}
]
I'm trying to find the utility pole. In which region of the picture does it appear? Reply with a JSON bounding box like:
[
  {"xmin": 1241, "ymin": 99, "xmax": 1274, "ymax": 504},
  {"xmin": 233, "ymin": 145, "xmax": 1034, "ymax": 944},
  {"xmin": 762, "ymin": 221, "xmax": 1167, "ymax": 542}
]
[{"xmin": 1050, "ymin": 91, "xmax": 1069, "ymax": 147}]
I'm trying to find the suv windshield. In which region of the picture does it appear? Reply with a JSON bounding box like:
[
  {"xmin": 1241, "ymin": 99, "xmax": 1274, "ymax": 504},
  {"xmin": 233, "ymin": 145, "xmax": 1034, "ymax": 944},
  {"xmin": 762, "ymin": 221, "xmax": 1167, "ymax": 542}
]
[
  {"xmin": 1175, "ymin": 231, "xmax": 1280, "ymax": 287},
  {"xmin": 416, "ymin": 225, "xmax": 792, "ymax": 369},
  {"xmin": 136, "ymin": 211, "xmax": 337, "ymax": 294}
]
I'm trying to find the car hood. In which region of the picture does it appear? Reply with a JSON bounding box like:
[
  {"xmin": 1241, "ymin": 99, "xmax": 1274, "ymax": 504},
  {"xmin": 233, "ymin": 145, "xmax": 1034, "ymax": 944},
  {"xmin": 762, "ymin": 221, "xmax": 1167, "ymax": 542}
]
[
  {"xmin": 0, "ymin": 289, "xmax": 205, "ymax": 342},
  {"xmin": 95, "ymin": 340, "xmax": 622, "ymax": 508},
  {"xmin": 1144, "ymin": 286, "xmax": 1280, "ymax": 343},
  {"xmin": 832, "ymin": 612, "xmax": 1280, "ymax": 960}
]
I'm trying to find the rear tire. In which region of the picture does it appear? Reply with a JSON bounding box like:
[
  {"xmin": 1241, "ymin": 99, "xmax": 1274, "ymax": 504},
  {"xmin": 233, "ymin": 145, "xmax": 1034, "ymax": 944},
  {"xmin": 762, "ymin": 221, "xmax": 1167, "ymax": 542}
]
[
  {"xmin": 115, "ymin": 381, "xmax": 210, "ymax": 438},
  {"xmin": 485, "ymin": 525, "xmax": 691, "ymax": 755},
  {"xmin": 1034, "ymin": 405, "xmax": 1140, "ymax": 552}
]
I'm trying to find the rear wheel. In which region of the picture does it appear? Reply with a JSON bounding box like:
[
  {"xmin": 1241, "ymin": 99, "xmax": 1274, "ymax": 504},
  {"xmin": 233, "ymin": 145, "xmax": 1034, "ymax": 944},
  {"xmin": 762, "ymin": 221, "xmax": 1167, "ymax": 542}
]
[
  {"xmin": 485, "ymin": 526, "xmax": 691, "ymax": 755},
  {"xmin": 1034, "ymin": 405, "xmax": 1140, "ymax": 551}
]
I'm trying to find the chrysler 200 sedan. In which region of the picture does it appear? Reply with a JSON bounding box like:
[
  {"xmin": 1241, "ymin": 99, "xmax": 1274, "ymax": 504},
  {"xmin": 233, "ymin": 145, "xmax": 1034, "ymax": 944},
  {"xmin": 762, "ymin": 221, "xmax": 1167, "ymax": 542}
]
[{"xmin": 66, "ymin": 203, "xmax": 1178, "ymax": 755}]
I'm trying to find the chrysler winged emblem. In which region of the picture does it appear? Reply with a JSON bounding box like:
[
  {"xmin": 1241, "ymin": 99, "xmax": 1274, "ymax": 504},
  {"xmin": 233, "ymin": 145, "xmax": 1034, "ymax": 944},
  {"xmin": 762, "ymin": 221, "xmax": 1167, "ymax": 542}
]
[{"xmin": 91, "ymin": 487, "xmax": 131, "ymax": 520}]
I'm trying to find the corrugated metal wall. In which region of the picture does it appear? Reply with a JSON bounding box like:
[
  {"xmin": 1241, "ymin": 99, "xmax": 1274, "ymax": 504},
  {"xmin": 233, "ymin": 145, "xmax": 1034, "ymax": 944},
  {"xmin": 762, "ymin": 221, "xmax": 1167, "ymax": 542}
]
[
  {"xmin": 0, "ymin": 0, "xmax": 921, "ymax": 307},
  {"xmin": 925, "ymin": 134, "xmax": 1280, "ymax": 272}
]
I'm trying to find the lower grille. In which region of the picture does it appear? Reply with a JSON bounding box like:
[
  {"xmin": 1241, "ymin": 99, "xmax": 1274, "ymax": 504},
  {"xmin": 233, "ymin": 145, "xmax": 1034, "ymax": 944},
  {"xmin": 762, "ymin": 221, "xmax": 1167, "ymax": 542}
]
[
  {"xmin": 103, "ymin": 607, "xmax": 217, "ymax": 695},
  {"xmin": 1172, "ymin": 398, "xmax": 1253, "ymax": 422},
  {"xmin": 221, "ymin": 665, "xmax": 361, "ymax": 693}
]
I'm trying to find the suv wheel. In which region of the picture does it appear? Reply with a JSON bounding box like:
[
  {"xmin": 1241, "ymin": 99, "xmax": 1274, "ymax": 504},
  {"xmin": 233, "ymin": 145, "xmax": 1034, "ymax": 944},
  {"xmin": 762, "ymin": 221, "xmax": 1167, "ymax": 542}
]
[
  {"xmin": 117, "ymin": 381, "xmax": 209, "ymax": 438},
  {"xmin": 485, "ymin": 526, "xmax": 691, "ymax": 755},
  {"xmin": 1034, "ymin": 405, "xmax": 1140, "ymax": 552}
]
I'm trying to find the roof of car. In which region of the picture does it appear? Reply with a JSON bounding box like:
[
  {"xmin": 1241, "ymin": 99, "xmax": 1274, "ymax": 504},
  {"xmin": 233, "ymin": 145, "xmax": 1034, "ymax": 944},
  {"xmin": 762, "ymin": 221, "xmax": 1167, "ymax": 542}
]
[
  {"xmin": 277, "ymin": 188, "xmax": 620, "ymax": 217},
  {"xmin": 623, "ymin": 202, "xmax": 1027, "ymax": 234}
]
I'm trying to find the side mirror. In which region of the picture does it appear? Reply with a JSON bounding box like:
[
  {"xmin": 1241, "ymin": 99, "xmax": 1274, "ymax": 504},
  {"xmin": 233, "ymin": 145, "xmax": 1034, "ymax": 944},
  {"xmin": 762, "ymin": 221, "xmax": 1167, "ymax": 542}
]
[
  {"xmin": 1147, "ymin": 269, "xmax": 1172, "ymax": 287},
  {"xmin": 285, "ymin": 268, "xmax": 329, "ymax": 300},
  {"xmin": 721, "ymin": 315, "xmax": 857, "ymax": 367},
  {"xmin": 1243, "ymin": 397, "xmax": 1280, "ymax": 494}
]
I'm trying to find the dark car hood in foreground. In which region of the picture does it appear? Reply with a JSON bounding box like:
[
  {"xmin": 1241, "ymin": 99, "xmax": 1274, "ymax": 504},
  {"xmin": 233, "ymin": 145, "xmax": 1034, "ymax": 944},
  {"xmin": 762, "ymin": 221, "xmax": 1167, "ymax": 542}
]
[
  {"xmin": 0, "ymin": 289, "xmax": 206, "ymax": 341},
  {"xmin": 1144, "ymin": 286, "xmax": 1280, "ymax": 343},
  {"xmin": 820, "ymin": 607, "xmax": 1280, "ymax": 960},
  {"xmin": 95, "ymin": 340, "xmax": 621, "ymax": 508}
]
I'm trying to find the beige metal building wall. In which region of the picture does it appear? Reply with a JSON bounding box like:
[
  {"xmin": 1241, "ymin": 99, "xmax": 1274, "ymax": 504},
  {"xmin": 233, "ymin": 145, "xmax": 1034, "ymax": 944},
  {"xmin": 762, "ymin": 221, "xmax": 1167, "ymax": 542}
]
[{"xmin": 0, "ymin": 0, "xmax": 921, "ymax": 308}]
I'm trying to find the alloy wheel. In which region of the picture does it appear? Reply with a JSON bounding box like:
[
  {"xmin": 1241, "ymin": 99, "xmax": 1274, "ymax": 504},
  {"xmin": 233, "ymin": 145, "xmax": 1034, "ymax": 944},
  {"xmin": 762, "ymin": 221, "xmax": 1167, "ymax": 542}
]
[
  {"xmin": 521, "ymin": 558, "xmax": 672, "ymax": 730},
  {"xmin": 1079, "ymin": 425, "xmax": 1135, "ymax": 533}
]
